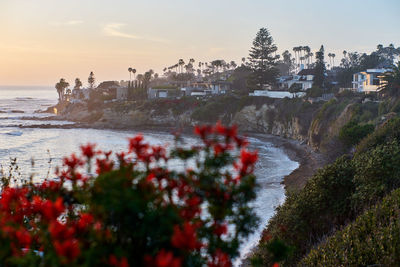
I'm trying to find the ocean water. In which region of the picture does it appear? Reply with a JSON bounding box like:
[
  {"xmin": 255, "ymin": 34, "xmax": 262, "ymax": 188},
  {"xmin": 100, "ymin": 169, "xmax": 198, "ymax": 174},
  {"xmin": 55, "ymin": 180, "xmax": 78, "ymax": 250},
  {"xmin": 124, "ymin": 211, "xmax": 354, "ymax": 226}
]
[{"xmin": 0, "ymin": 86, "xmax": 298, "ymax": 264}]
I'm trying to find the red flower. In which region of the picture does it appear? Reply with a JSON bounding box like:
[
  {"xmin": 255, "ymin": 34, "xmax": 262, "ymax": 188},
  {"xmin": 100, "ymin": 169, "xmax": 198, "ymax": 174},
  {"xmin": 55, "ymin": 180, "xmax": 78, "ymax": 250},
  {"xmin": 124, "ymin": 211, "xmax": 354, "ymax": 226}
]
[
  {"xmin": 171, "ymin": 222, "xmax": 202, "ymax": 250},
  {"xmin": 63, "ymin": 153, "xmax": 84, "ymax": 169},
  {"xmin": 213, "ymin": 223, "xmax": 228, "ymax": 237},
  {"xmin": 53, "ymin": 239, "xmax": 80, "ymax": 261},
  {"xmin": 215, "ymin": 121, "xmax": 237, "ymax": 139},
  {"xmin": 240, "ymin": 149, "xmax": 258, "ymax": 166},
  {"xmin": 109, "ymin": 255, "xmax": 129, "ymax": 267},
  {"xmin": 194, "ymin": 125, "xmax": 213, "ymax": 140},
  {"xmin": 96, "ymin": 158, "xmax": 114, "ymax": 174},
  {"xmin": 81, "ymin": 143, "xmax": 96, "ymax": 159},
  {"xmin": 49, "ymin": 221, "xmax": 75, "ymax": 240},
  {"xmin": 77, "ymin": 213, "xmax": 94, "ymax": 231},
  {"xmin": 41, "ymin": 197, "xmax": 65, "ymax": 220},
  {"xmin": 15, "ymin": 229, "xmax": 31, "ymax": 248},
  {"xmin": 155, "ymin": 250, "xmax": 182, "ymax": 267},
  {"xmin": 208, "ymin": 249, "xmax": 231, "ymax": 267}
]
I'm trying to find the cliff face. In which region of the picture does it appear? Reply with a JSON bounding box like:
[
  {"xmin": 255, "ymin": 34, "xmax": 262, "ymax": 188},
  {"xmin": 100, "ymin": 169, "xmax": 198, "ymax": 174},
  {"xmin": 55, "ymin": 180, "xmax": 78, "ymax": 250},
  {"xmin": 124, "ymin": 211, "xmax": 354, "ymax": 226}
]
[
  {"xmin": 233, "ymin": 104, "xmax": 307, "ymax": 142},
  {"xmin": 58, "ymin": 97, "xmax": 359, "ymax": 154},
  {"xmin": 232, "ymin": 99, "xmax": 357, "ymax": 155}
]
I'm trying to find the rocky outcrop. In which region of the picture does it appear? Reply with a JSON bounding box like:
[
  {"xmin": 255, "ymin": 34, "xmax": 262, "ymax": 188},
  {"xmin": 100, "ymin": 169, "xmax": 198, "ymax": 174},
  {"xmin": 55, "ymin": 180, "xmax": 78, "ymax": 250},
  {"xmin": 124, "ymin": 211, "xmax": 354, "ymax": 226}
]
[{"xmin": 233, "ymin": 104, "xmax": 308, "ymax": 142}]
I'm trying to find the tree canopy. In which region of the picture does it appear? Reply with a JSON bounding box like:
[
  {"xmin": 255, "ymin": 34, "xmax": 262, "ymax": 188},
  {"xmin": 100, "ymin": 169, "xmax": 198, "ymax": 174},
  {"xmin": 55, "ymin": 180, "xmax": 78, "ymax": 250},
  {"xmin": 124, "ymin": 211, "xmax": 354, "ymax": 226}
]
[{"xmin": 248, "ymin": 28, "xmax": 280, "ymax": 89}]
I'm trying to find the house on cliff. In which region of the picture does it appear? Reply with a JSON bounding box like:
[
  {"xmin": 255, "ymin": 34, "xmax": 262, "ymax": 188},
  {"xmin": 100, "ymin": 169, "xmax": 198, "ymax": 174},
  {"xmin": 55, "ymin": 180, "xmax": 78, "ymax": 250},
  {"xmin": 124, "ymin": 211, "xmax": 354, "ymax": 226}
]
[
  {"xmin": 278, "ymin": 69, "xmax": 315, "ymax": 91},
  {"xmin": 352, "ymin": 68, "xmax": 389, "ymax": 93}
]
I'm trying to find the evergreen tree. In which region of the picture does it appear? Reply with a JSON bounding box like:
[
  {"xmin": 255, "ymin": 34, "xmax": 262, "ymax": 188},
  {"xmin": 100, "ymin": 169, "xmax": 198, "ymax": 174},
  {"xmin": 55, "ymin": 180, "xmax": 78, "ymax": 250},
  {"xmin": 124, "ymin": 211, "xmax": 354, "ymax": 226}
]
[
  {"xmin": 88, "ymin": 71, "xmax": 95, "ymax": 89},
  {"xmin": 314, "ymin": 45, "xmax": 326, "ymax": 88},
  {"xmin": 248, "ymin": 28, "xmax": 280, "ymax": 89}
]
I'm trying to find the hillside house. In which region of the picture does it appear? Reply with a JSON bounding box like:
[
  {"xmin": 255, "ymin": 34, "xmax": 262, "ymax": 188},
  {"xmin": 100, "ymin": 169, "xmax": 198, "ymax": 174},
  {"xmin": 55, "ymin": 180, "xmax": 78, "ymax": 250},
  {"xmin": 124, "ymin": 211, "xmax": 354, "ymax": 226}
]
[
  {"xmin": 352, "ymin": 68, "xmax": 388, "ymax": 93},
  {"xmin": 278, "ymin": 69, "xmax": 315, "ymax": 91}
]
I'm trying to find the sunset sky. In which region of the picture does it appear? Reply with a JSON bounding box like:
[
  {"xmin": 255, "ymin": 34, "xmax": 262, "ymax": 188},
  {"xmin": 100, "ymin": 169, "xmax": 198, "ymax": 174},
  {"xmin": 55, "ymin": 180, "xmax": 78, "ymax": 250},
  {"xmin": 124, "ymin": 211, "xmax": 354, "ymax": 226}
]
[{"xmin": 1, "ymin": 0, "xmax": 399, "ymax": 86}]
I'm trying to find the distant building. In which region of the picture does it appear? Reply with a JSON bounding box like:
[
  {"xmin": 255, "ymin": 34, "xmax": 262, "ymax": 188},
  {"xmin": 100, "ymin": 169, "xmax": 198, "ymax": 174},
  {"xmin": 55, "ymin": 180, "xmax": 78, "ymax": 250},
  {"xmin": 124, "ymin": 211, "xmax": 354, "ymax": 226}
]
[
  {"xmin": 352, "ymin": 68, "xmax": 389, "ymax": 93},
  {"xmin": 147, "ymin": 87, "xmax": 182, "ymax": 99},
  {"xmin": 249, "ymin": 90, "xmax": 305, "ymax": 98},
  {"xmin": 278, "ymin": 69, "xmax": 315, "ymax": 91},
  {"xmin": 120, "ymin": 80, "xmax": 130, "ymax": 87}
]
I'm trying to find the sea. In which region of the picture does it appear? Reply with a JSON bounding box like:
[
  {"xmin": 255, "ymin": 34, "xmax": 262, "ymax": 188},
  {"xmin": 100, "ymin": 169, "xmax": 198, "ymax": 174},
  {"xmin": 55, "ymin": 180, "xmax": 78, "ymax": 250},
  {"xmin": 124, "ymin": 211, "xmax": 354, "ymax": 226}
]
[{"xmin": 0, "ymin": 85, "xmax": 299, "ymax": 264}]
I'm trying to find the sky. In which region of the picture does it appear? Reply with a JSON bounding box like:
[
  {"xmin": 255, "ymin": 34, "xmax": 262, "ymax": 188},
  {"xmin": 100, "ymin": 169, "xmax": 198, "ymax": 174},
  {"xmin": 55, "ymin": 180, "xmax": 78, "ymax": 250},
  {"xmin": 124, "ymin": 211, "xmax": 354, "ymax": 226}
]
[{"xmin": 0, "ymin": 0, "xmax": 399, "ymax": 86}]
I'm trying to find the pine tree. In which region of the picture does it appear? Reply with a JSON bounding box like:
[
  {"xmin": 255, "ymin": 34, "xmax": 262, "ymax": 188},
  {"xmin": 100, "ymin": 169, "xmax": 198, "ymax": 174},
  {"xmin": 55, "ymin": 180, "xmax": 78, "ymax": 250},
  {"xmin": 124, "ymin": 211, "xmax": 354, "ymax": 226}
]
[
  {"xmin": 314, "ymin": 45, "xmax": 326, "ymax": 88},
  {"xmin": 248, "ymin": 28, "xmax": 280, "ymax": 89},
  {"xmin": 88, "ymin": 71, "xmax": 95, "ymax": 89}
]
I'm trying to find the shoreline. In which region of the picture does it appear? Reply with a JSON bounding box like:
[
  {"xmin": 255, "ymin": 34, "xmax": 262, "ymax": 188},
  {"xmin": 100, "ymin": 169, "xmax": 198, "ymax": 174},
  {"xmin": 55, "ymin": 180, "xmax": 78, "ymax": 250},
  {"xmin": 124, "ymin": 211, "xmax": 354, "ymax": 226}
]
[
  {"xmin": 16, "ymin": 118, "xmax": 328, "ymax": 192},
  {"xmin": 14, "ymin": 116, "xmax": 329, "ymax": 266}
]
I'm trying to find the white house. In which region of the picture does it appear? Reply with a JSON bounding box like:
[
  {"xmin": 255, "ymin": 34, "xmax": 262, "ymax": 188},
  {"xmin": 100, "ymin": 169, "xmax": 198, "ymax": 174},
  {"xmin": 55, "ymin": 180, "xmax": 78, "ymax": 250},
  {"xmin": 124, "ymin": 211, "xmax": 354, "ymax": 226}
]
[
  {"xmin": 279, "ymin": 69, "xmax": 315, "ymax": 91},
  {"xmin": 352, "ymin": 69, "xmax": 388, "ymax": 93},
  {"xmin": 249, "ymin": 90, "xmax": 305, "ymax": 98}
]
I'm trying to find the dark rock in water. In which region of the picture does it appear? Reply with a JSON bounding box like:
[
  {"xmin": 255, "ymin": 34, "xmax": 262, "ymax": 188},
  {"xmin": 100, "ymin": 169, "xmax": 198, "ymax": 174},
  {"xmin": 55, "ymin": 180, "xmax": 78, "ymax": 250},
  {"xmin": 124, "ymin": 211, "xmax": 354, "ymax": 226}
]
[
  {"xmin": 11, "ymin": 110, "xmax": 24, "ymax": 113},
  {"xmin": 0, "ymin": 110, "xmax": 6, "ymax": 113}
]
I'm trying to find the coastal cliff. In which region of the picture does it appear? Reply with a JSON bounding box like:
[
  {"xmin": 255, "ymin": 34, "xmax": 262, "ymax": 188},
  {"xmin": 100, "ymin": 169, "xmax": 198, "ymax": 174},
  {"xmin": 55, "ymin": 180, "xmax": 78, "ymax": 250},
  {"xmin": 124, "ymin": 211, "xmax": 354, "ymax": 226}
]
[{"xmin": 54, "ymin": 95, "xmax": 368, "ymax": 158}]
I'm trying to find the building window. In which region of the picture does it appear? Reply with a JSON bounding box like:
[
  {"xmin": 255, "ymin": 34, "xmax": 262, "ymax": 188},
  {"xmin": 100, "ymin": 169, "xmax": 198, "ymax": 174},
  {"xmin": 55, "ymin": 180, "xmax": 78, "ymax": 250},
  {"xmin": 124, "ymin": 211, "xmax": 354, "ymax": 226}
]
[{"xmin": 372, "ymin": 78, "xmax": 380, "ymax": 86}]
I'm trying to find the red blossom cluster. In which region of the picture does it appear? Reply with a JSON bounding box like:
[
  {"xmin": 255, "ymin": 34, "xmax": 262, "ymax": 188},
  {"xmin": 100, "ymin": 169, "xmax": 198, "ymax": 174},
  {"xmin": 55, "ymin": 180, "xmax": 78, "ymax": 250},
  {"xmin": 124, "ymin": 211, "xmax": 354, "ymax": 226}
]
[{"xmin": 0, "ymin": 123, "xmax": 264, "ymax": 267}]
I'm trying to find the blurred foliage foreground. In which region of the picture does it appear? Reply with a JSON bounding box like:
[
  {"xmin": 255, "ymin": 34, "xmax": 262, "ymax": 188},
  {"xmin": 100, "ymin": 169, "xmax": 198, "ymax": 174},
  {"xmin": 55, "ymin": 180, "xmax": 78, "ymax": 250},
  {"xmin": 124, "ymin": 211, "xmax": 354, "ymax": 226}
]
[{"xmin": 0, "ymin": 123, "xmax": 265, "ymax": 267}]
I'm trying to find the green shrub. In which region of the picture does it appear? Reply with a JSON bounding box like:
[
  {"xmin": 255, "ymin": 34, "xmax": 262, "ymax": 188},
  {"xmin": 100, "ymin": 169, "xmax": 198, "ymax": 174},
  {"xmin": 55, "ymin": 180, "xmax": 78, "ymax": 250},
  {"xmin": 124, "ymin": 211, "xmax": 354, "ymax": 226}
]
[
  {"xmin": 301, "ymin": 188, "xmax": 400, "ymax": 266},
  {"xmin": 352, "ymin": 141, "xmax": 400, "ymax": 210},
  {"xmin": 339, "ymin": 121, "xmax": 374, "ymax": 147},
  {"xmin": 356, "ymin": 117, "xmax": 400, "ymax": 154},
  {"xmin": 306, "ymin": 86, "xmax": 323, "ymax": 98},
  {"xmin": 255, "ymin": 156, "xmax": 356, "ymax": 265},
  {"xmin": 256, "ymin": 116, "xmax": 400, "ymax": 266}
]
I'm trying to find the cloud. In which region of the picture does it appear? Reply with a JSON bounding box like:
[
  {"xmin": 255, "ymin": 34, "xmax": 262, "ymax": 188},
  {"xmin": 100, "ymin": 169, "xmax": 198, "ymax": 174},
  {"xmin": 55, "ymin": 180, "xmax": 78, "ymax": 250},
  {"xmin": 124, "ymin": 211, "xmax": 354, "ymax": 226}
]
[
  {"xmin": 103, "ymin": 23, "xmax": 168, "ymax": 43},
  {"xmin": 103, "ymin": 23, "xmax": 140, "ymax": 39},
  {"xmin": 50, "ymin": 20, "xmax": 84, "ymax": 26}
]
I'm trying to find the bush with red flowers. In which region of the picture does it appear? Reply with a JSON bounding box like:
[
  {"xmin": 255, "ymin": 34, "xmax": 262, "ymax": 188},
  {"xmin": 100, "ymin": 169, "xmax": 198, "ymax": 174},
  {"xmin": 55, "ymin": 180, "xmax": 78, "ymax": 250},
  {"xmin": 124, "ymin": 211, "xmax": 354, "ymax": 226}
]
[{"xmin": 0, "ymin": 123, "xmax": 259, "ymax": 266}]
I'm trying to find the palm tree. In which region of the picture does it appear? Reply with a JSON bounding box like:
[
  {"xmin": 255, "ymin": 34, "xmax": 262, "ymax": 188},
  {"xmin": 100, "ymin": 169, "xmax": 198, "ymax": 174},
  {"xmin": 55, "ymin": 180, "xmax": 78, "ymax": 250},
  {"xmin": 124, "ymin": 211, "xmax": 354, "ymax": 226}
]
[
  {"xmin": 55, "ymin": 78, "xmax": 69, "ymax": 103},
  {"xmin": 132, "ymin": 69, "xmax": 137, "ymax": 80},
  {"xmin": 309, "ymin": 52, "xmax": 314, "ymax": 65},
  {"xmin": 292, "ymin": 47, "xmax": 298, "ymax": 70},
  {"xmin": 128, "ymin": 67, "xmax": 133, "ymax": 81},
  {"xmin": 327, "ymin": 53, "xmax": 331, "ymax": 68},
  {"xmin": 379, "ymin": 61, "xmax": 400, "ymax": 96},
  {"xmin": 178, "ymin": 59, "xmax": 185, "ymax": 73},
  {"xmin": 241, "ymin": 57, "xmax": 246, "ymax": 65},
  {"xmin": 331, "ymin": 53, "xmax": 336, "ymax": 68},
  {"xmin": 74, "ymin": 78, "xmax": 82, "ymax": 90}
]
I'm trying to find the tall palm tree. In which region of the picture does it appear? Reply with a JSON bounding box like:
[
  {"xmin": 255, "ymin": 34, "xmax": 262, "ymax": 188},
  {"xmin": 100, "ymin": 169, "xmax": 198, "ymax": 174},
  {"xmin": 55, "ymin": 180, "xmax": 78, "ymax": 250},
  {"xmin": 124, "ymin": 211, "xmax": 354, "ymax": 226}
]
[
  {"xmin": 309, "ymin": 52, "xmax": 314, "ymax": 65},
  {"xmin": 379, "ymin": 61, "xmax": 400, "ymax": 96},
  {"xmin": 292, "ymin": 47, "xmax": 298, "ymax": 70},
  {"xmin": 178, "ymin": 59, "xmax": 185, "ymax": 73},
  {"xmin": 331, "ymin": 53, "xmax": 336, "ymax": 68},
  {"xmin": 132, "ymin": 69, "xmax": 137, "ymax": 80},
  {"xmin": 328, "ymin": 53, "xmax": 332, "ymax": 69},
  {"xmin": 128, "ymin": 67, "xmax": 133, "ymax": 81}
]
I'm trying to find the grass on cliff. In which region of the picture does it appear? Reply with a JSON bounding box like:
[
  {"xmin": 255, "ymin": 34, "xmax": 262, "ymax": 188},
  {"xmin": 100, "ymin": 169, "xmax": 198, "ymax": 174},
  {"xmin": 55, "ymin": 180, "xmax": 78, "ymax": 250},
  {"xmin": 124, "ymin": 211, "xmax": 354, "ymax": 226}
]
[{"xmin": 253, "ymin": 117, "xmax": 400, "ymax": 266}]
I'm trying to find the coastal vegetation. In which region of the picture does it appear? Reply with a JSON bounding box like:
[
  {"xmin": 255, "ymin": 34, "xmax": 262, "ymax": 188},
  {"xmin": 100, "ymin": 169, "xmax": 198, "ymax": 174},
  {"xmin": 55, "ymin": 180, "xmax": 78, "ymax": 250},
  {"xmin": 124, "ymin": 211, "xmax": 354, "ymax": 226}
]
[{"xmin": 251, "ymin": 116, "xmax": 400, "ymax": 266}]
